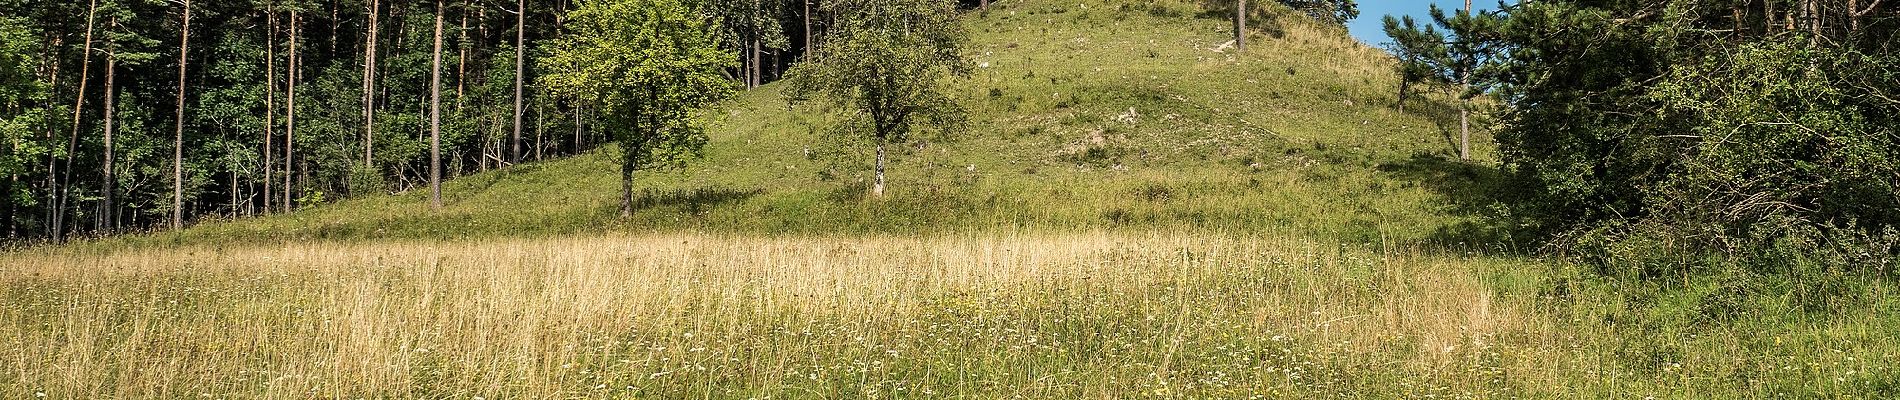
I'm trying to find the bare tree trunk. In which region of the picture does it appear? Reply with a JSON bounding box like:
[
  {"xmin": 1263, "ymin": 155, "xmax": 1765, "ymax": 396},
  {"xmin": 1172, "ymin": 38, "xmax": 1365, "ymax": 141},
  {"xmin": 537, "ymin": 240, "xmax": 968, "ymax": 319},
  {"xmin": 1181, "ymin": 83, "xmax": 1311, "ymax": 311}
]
[
  {"xmin": 1459, "ymin": 0, "xmax": 1472, "ymax": 160},
  {"xmin": 1766, "ymin": 0, "xmax": 1778, "ymax": 33},
  {"xmin": 512, "ymin": 0, "xmax": 525, "ymax": 163},
  {"xmin": 457, "ymin": 0, "xmax": 468, "ymax": 109},
  {"xmin": 804, "ymin": 0, "xmax": 812, "ymax": 54},
  {"xmin": 286, "ymin": 12, "xmax": 299, "ymax": 212},
  {"xmin": 172, "ymin": 0, "xmax": 192, "ymax": 230},
  {"xmin": 1396, "ymin": 78, "xmax": 1409, "ymax": 113},
  {"xmin": 1459, "ymin": 100, "xmax": 1470, "ymax": 160},
  {"xmin": 39, "ymin": 36, "xmax": 63, "ymax": 239},
  {"xmin": 873, "ymin": 141, "xmax": 886, "ymax": 197},
  {"xmin": 364, "ymin": 0, "xmax": 380, "ymax": 170},
  {"xmin": 751, "ymin": 37, "xmax": 762, "ymax": 88},
  {"xmin": 100, "ymin": 32, "xmax": 118, "ymax": 233},
  {"xmin": 619, "ymin": 168, "xmax": 633, "ymax": 218},
  {"xmin": 431, "ymin": 0, "xmax": 446, "ymax": 211},
  {"xmin": 1234, "ymin": 0, "xmax": 1246, "ymax": 51},
  {"xmin": 56, "ymin": 0, "xmax": 100, "ymax": 241},
  {"xmin": 534, "ymin": 93, "xmax": 545, "ymax": 161},
  {"xmin": 264, "ymin": 8, "xmax": 276, "ymax": 214}
]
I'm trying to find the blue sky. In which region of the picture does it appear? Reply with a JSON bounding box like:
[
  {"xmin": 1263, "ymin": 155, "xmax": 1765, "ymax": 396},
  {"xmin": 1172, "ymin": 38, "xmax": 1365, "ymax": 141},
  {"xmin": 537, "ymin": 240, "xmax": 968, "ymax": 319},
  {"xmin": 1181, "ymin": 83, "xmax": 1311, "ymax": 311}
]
[{"xmin": 1346, "ymin": 0, "xmax": 1514, "ymax": 47}]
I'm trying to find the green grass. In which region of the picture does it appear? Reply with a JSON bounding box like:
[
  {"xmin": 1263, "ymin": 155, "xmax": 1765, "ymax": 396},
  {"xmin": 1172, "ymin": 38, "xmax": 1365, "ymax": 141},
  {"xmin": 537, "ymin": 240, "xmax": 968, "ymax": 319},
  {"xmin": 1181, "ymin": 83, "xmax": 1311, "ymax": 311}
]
[{"xmin": 8, "ymin": 0, "xmax": 1899, "ymax": 398}]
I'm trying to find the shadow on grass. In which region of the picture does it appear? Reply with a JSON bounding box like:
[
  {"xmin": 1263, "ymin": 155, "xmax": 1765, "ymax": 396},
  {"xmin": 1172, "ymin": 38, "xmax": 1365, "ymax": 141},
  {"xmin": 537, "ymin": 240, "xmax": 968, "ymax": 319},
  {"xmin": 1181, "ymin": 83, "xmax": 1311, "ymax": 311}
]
[
  {"xmin": 632, "ymin": 187, "xmax": 765, "ymax": 215},
  {"xmin": 1377, "ymin": 153, "xmax": 1530, "ymax": 254}
]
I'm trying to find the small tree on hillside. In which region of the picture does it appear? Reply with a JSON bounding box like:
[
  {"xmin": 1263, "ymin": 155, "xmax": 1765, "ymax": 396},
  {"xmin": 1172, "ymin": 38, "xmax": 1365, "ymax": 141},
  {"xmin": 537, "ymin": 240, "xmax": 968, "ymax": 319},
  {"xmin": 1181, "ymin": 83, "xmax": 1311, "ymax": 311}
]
[
  {"xmin": 1380, "ymin": 14, "xmax": 1445, "ymax": 114},
  {"xmin": 1382, "ymin": 4, "xmax": 1500, "ymax": 160},
  {"xmin": 785, "ymin": 0, "xmax": 969, "ymax": 197},
  {"xmin": 1429, "ymin": 4, "xmax": 1502, "ymax": 161},
  {"xmin": 542, "ymin": 0, "xmax": 738, "ymax": 217}
]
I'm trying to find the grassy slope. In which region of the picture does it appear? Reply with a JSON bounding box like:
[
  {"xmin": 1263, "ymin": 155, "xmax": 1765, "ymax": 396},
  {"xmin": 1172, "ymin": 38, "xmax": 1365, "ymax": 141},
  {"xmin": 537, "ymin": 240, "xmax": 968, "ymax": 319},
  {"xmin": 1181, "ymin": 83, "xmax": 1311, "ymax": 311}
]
[
  {"xmin": 13, "ymin": 0, "xmax": 1899, "ymax": 398},
  {"xmin": 149, "ymin": 0, "xmax": 1496, "ymax": 248}
]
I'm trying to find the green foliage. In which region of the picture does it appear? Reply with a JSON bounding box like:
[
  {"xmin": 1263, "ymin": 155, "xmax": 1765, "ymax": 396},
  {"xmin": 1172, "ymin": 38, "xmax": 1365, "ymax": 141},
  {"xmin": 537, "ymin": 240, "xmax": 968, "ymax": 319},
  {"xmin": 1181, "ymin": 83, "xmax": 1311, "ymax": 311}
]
[
  {"xmin": 1281, "ymin": 0, "xmax": 1357, "ymax": 26},
  {"xmin": 785, "ymin": 0, "xmax": 970, "ymax": 195},
  {"xmin": 542, "ymin": 0, "xmax": 738, "ymax": 213},
  {"xmin": 0, "ymin": 15, "xmax": 49, "ymax": 195},
  {"xmin": 1489, "ymin": 1, "xmax": 1900, "ymax": 279},
  {"xmin": 1379, "ymin": 14, "xmax": 1443, "ymax": 108}
]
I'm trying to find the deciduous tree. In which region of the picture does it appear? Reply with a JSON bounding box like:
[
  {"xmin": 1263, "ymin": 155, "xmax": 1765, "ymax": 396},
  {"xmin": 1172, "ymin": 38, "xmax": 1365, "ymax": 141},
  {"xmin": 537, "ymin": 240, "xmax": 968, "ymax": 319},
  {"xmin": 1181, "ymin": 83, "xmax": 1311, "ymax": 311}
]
[
  {"xmin": 785, "ymin": 0, "xmax": 968, "ymax": 197},
  {"xmin": 542, "ymin": 0, "xmax": 737, "ymax": 217}
]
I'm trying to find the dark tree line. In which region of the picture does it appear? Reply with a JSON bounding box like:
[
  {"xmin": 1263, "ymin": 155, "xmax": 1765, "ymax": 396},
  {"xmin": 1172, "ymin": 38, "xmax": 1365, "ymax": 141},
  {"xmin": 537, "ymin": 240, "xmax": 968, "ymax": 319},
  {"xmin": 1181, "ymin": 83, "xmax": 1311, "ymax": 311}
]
[{"xmin": 0, "ymin": 0, "xmax": 843, "ymax": 241}]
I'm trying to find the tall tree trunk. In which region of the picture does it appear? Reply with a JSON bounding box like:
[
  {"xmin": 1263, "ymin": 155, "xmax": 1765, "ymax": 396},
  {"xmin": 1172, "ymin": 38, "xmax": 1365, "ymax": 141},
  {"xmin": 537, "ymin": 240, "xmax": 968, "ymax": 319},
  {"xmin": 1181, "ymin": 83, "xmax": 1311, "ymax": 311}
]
[
  {"xmin": 1459, "ymin": 0, "xmax": 1471, "ymax": 160},
  {"xmin": 1766, "ymin": 0, "xmax": 1778, "ymax": 33},
  {"xmin": 431, "ymin": 0, "xmax": 446, "ymax": 211},
  {"xmin": 56, "ymin": 0, "xmax": 100, "ymax": 241},
  {"xmin": 364, "ymin": 0, "xmax": 380, "ymax": 170},
  {"xmin": 264, "ymin": 7, "xmax": 276, "ymax": 214},
  {"xmin": 457, "ymin": 0, "xmax": 468, "ymax": 110},
  {"xmin": 1459, "ymin": 100, "xmax": 1470, "ymax": 160},
  {"xmin": 101, "ymin": 33, "xmax": 118, "ymax": 233},
  {"xmin": 534, "ymin": 92, "xmax": 545, "ymax": 161},
  {"xmin": 1234, "ymin": 0, "xmax": 1245, "ymax": 51},
  {"xmin": 40, "ymin": 36, "xmax": 63, "ymax": 239},
  {"xmin": 172, "ymin": 0, "xmax": 192, "ymax": 230},
  {"xmin": 512, "ymin": 0, "xmax": 525, "ymax": 163},
  {"xmin": 804, "ymin": 0, "xmax": 812, "ymax": 54},
  {"xmin": 286, "ymin": 12, "xmax": 299, "ymax": 212},
  {"xmin": 751, "ymin": 37, "xmax": 762, "ymax": 88}
]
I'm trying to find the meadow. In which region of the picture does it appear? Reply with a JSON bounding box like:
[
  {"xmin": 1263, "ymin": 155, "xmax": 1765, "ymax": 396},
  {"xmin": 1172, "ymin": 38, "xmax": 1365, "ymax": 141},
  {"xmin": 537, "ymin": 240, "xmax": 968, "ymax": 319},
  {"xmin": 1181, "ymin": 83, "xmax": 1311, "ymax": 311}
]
[
  {"xmin": 5, "ymin": 0, "xmax": 1898, "ymax": 398},
  {"xmin": 6, "ymin": 232, "xmax": 1896, "ymax": 398}
]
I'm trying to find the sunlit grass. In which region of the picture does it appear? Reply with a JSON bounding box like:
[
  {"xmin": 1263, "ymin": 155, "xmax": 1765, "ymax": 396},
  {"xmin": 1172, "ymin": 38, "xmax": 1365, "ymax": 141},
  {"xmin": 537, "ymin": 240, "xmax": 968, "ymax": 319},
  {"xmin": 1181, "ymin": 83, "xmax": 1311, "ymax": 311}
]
[
  {"xmin": 9, "ymin": 233, "xmax": 1892, "ymax": 398},
  {"xmin": 2, "ymin": 232, "xmax": 1530, "ymax": 398}
]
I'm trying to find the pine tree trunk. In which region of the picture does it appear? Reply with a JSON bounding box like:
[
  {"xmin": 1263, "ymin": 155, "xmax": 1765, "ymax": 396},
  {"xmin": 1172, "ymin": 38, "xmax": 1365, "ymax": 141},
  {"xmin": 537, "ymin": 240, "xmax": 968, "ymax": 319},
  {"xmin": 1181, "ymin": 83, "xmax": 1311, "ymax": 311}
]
[
  {"xmin": 101, "ymin": 39, "xmax": 117, "ymax": 233},
  {"xmin": 264, "ymin": 8, "xmax": 276, "ymax": 214},
  {"xmin": 1458, "ymin": 0, "xmax": 1471, "ymax": 163},
  {"xmin": 1234, "ymin": 0, "xmax": 1246, "ymax": 51},
  {"xmin": 1396, "ymin": 78, "xmax": 1409, "ymax": 113},
  {"xmin": 40, "ymin": 36, "xmax": 63, "ymax": 239},
  {"xmin": 286, "ymin": 12, "xmax": 299, "ymax": 212},
  {"xmin": 512, "ymin": 0, "xmax": 525, "ymax": 163},
  {"xmin": 457, "ymin": 0, "xmax": 468, "ymax": 110},
  {"xmin": 173, "ymin": 0, "xmax": 192, "ymax": 230},
  {"xmin": 751, "ymin": 37, "xmax": 762, "ymax": 87},
  {"xmin": 431, "ymin": 0, "xmax": 446, "ymax": 211},
  {"xmin": 1460, "ymin": 99, "xmax": 1470, "ymax": 160},
  {"xmin": 804, "ymin": 0, "xmax": 812, "ymax": 54},
  {"xmin": 534, "ymin": 93, "xmax": 545, "ymax": 161},
  {"xmin": 364, "ymin": 0, "xmax": 380, "ymax": 170},
  {"xmin": 56, "ymin": 0, "xmax": 100, "ymax": 241},
  {"xmin": 1766, "ymin": 0, "xmax": 1778, "ymax": 33}
]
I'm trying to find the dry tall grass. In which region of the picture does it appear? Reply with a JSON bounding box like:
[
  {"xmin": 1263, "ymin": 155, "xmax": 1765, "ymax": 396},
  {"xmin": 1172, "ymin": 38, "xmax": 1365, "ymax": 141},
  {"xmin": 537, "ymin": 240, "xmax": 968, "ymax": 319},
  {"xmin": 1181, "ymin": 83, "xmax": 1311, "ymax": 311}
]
[{"xmin": 3, "ymin": 232, "xmax": 1552, "ymax": 398}]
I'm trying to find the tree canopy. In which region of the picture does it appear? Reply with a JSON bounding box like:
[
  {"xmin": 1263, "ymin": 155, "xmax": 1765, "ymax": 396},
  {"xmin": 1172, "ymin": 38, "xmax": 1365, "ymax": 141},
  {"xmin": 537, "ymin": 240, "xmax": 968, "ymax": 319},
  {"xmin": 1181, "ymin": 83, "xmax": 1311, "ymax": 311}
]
[
  {"xmin": 785, "ymin": 0, "xmax": 969, "ymax": 197},
  {"xmin": 541, "ymin": 0, "xmax": 737, "ymax": 217}
]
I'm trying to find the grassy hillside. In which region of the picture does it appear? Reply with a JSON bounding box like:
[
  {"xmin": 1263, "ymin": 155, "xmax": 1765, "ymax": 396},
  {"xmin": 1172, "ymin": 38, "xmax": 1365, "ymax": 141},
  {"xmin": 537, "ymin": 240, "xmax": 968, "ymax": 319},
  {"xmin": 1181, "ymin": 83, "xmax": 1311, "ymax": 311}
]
[
  {"xmin": 9, "ymin": 1, "xmax": 1898, "ymax": 398},
  {"xmin": 145, "ymin": 0, "xmax": 1498, "ymax": 248}
]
